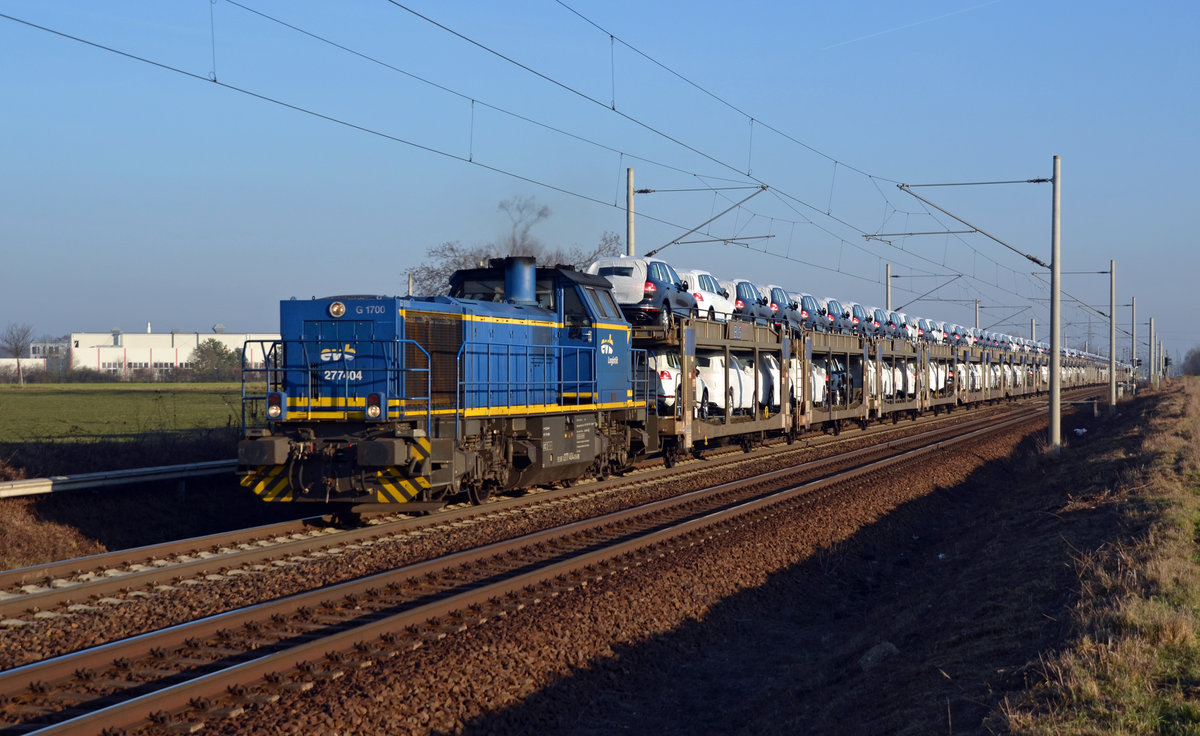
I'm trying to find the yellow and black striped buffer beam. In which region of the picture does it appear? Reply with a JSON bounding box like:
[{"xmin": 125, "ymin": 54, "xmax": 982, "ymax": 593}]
[
  {"xmin": 240, "ymin": 466, "xmax": 293, "ymax": 502},
  {"xmin": 374, "ymin": 467, "xmax": 432, "ymax": 504}
]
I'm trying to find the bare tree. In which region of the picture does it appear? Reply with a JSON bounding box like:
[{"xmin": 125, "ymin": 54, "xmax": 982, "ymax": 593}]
[
  {"xmin": 405, "ymin": 240, "xmax": 495, "ymax": 296},
  {"xmin": 1182, "ymin": 347, "xmax": 1200, "ymax": 376},
  {"xmin": 1, "ymin": 323, "xmax": 34, "ymax": 386},
  {"xmin": 404, "ymin": 196, "xmax": 622, "ymax": 296},
  {"xmin": 542, "ymin": 230, "xmax": 623, "ymax": 269}
]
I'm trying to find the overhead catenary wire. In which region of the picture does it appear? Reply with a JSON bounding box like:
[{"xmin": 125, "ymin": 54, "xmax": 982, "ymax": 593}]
[
  {"xmin": 0, "ymin": 10, "xmax": 706, "ymax": 237},
  {"xmin": 2, "ymin": 4, "xmax": 1083, "ymax": 332},
  {"xmin": 221, "ymin": 0, "xmax": 919, "ymax": 277}
]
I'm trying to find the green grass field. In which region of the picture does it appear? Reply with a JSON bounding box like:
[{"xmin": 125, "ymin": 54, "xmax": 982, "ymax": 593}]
[{"xmin": 0, "ymin": 383, "xmax": 258, "ymax": 442}]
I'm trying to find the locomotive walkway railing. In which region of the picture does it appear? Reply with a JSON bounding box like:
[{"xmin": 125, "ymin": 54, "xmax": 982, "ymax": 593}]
[{"xmin": 240, "ymin": 338, "xmax": 432, "ymax": 428}]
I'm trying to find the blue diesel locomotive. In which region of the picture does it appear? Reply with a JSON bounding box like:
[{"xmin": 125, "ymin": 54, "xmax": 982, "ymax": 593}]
[{"xmin": 238, "ymin": 257, "xmax": 654, "ymax": 510}]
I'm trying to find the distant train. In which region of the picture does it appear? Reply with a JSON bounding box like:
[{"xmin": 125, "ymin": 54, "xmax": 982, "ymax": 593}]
[{"xmin": 237, "ymin": 256, "xmax": 1122, "ymax": 512}]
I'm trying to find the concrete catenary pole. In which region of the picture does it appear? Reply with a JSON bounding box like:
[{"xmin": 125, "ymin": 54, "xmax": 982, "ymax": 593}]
[
  {"xmin": 974, "ymin": 299, "xmax": 980, "ymax": 330},
  {"xmin": 626, "ymin": 168, "xmax": 635, "ymax": 257},
  {"xmin": 1149, "ymin": 317, "xmax": 1156, "ymax": 389},
  {"xmin": 1131, "ymin": 296, "xmax": 1136, "ymax": 382},
  {"xmin": 1049, "ymin": 155, "xmax": 1062, "ymax": 453},
  {"xmin": 1031, "ymin": 318, "xmax": 1036, "ymax": 342},
  {"xmin": 1109, "ymin": 259, "xmax": 1116, "ymax": 413},
  {"xmin": 886, "ymin": 263, "xmax": 891, "ymax": 311}
]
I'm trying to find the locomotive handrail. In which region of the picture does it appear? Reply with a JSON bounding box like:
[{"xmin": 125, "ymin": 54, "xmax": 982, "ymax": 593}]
[
  {"xmin": 241, "ymin": 338, "xmax": 433, "ymax": 429},
  {"xmin": 453, "ymin": 340, "xmax": 599, "ymax": 437}
]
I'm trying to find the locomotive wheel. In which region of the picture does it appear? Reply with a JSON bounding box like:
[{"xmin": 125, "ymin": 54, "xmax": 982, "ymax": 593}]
[
  {"xmin": 331, "ymin": 509, "xmax": 362, "ymax": 526},
  {"xmin": 662, "ymin": 438, "xmax": 681, "ymax": 468},
  {"xmin": 467, "ymin": 482, "xmax": 492, "ymax": 505}
]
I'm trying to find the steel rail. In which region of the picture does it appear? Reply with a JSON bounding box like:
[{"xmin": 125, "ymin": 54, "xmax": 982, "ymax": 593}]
[
  {"xmin": 19, "ymin": 403, "xmax": 1050, "ymax": 734},
  {"xmin": 0, "ymin": 404, "xmax": 1017, "ymax": 620}
]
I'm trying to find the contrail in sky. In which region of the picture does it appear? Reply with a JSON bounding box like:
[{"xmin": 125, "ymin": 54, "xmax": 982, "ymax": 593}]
[{"xmin": 822, "ymin": 0, "xmax": 1005, "ymax": 50}]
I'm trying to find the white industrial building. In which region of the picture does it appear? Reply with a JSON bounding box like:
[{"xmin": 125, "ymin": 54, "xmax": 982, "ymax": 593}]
[
  {"xmin": 69, "ymin": 328, "xmax": 279, "ymax": 377},
  {"xmin": 1, "ymin": 326, "xmax": 279, "ymax": 379}
]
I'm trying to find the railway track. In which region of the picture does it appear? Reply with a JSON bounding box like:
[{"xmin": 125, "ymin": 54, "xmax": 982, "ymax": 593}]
[
  {"xmin": 0, "ymin": 400, "xmax": 1058, "ymax": 734},
  {"xmin": 0, "ymin": 395, "xmax": 1053, "ymax": 627}
]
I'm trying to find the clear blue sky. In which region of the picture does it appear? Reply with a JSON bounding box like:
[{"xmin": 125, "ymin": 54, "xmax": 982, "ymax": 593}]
[{"xmin": 1, "ymin": 1, "xmax": 1195, "ymax": 361}]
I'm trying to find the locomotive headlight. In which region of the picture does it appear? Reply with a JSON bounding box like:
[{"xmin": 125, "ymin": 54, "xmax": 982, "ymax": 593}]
[
  {"xmin": 266, "ymin": 392, "xmax": 284, "ymax": 419},
  {"xmin": 366, "ymin": 393, "xmax": 383, "ymax": 420},
  {"xmin": 329, "ymin": 301, "xmax": 346, "ymax": 318}
]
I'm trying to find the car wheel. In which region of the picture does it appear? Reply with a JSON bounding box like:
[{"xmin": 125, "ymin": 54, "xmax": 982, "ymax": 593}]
[
  {"xmin": 658, "ymin": 303, "xmax": 673, "ymax": 330},
  {"xmin": 708, "ymin": 307, "xmax": 716, "ymax": 321},
  {"xmin": 700, "ymin": 389, "xmax": 709, "ymax": 419}
]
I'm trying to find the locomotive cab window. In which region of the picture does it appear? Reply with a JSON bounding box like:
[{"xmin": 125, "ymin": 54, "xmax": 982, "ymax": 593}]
[
  {"xmin": 452, "ymin": 278, "xmax": 505, "ymax": 302},
  {"xmin": 561, "ymin": 287, "xmax": 591, "ymax": 329},
  {"xmin": 584, "ymin": 286, "xmax": 622, "ymax": 320},
  {"xmin": 534, "ymin": 277, "xmax": 556, "ymax": 310}
]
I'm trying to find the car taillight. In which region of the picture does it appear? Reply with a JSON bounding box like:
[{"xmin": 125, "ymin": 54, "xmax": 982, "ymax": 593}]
[
  {"xmin": 801, "ymin": 310, "xmax": 809, "ymax": 318},
  {"xmin": 827, "ymin": 314, "xmax": 835, "ymax": 322},
  {"xmin": 735, "ymin": 299, "xmax": 745, "ymax": 310},
  {"xmin": 643, "ymin": 281, "xmax": 656, "ymax": 296},
  {"xmin": 852, "ymin": 317, "xmax": 860, "ymax": 324},
  {"xmin": 693, "ymin": 292, "xmax": 704, "ymax": 302},
  {"xmin": 659, "ymin": 370, "xmax": 673, "ymax": 380},
  {"xmin": 873, "ymin": 320, "xmax": 880, "ymax": 327},
  {"xmin": 770, "ymin": 302, "xmax": 779, "ymax": 312},
  {"xmin": 266, "ymin": 392, "xmax": 283, "ymax": 419},
  {"xmin": 366, "ymin": 392, "xmax": 383, "ymax": 419}
]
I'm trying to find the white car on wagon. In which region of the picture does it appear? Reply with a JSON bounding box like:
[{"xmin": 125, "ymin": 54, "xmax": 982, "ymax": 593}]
[{"xmin": 676, "ymin": 267, "xmax": 736, "ymax": 322}]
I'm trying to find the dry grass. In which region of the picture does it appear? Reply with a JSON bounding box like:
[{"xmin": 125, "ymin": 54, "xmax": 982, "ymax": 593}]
[
  {"xmin": 0, "ymin": 498, "xmax": 106, "ymax": 569},
  {"xmin": 1000, "ymin": 379, "xmax": 1200, "ymax": 735}
]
